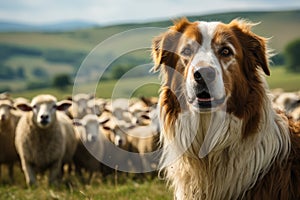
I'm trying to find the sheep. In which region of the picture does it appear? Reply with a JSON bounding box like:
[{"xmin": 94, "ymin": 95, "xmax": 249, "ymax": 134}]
[
  {"xmin": 0, "ymin": 99, "xmax": 20, "ymax": 182},
  {"xmin": 73, "ymin": 114, "xmax": 109, "ymax": 183},
  {"xmin": 273, "ymin": 92, "xmax": 300, "ymax": 112},
  {"xmin": 67, "ymin": 93, "xmax": 94, "ymax": 119},
  {"xmin": 87, "ymin": 98, "xmax": 107, "ymax": 116},
  {"xmin": 273, "ymin": 91, "xmax": 300, "ymax": 121},
  {"xmin": 0, "ymin": 92, "xmax": 11, "ymax": 101},
  {"xmin": 99, "ymin": 121, "xmax": 137, "ymax": 175},
  {"xmin": 15, "ymin": 94, "xmax": 76, "ymax": 186},
  {"xmin": 99, "ymin": 109, "xmax": 160, "ymax": 174},
  {"xmin": 124, "ymin": 107, "xmax": 160, "ymax": 173},
  {"xmin": 290, "ymin": 106, "xmax": 300, "ymax": 121}
]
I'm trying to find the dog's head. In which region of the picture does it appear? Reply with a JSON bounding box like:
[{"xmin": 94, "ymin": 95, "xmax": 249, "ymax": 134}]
[{"xmin": 152, "ymin": 18, "xmax": 270, "ymax": 118}]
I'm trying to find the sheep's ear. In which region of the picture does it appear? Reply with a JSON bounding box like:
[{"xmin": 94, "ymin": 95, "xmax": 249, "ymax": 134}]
[
  {"xmin": 56, "ymin": 100, "xmax": 72, "ymax": 111},
  {"xmin": 140, "ymin": 114, "xmax": 150, "ymax": 120},
  {"xmin": 99, "ymin": 118, "xmax": 110, "ymax": 125},
  {"xmin": 73, "ymin": 119, "xmax": 82, "ymax": 126},
  {"xmin": 16, "ymin": 103, "xmax": 32, "ymax": 112},
  {"xmin": 102, "ymin": 126, "xmax": 111, "ymax": 131},
  {"xmin": 66, "ymin": 96, "xmax": 73, "ymax": 101},
  {"xmin": 89, "ymin": 93, "xmax": 95, "ymax": 100},
  {"xmin": 0, "ymin": 92, "xmax": 10, "ymax": 100},
  {"xmin": 230, "ymin": 19, "xmax": 270, "ymax": 76},
  {"xmin": 9, "ymin": 105, "xmax": 16, "ymax": 110}
]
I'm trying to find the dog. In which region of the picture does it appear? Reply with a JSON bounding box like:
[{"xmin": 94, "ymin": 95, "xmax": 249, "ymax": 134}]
[{"xmin": 152, "ymin": 18, "xmax": 300, "ymax": 200}]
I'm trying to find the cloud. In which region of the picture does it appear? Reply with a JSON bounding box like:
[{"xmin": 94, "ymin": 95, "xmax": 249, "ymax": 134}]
[{"xmin": 0, "ymin": 0, "xmax": 299, "ymax": 24}]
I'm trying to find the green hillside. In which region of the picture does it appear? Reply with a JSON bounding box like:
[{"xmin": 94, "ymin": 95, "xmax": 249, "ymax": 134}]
[{"xmin": 0, "ymin": 10, "xmax": 299, "ymax": 95}]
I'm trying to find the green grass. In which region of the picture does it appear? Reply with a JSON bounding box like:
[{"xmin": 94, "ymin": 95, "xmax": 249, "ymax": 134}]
[
  {"xmin": 0, "ymin": 166, "xmax": 171, "ymax": 200},
  {"xmin": 267, "ymin": 66, "xmax": 300, "ymax": 92}
]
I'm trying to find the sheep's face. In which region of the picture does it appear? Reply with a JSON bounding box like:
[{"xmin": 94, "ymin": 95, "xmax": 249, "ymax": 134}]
[
  {"xmin": 113, "ymin": 127, "xmax": 127, "ymax": 147},
  {"xmin": 32, "ymin": 101, "xmax": 57, "ymax": 128},
  {"xmin": 73, "ymin": 94, "xmax": 94, "ymax": 115},
  {"xmin": 16, "ymin": 95, "xmax": 71, "ymax": 129},
  {"xmin": 73, "ymin": 115, "xmax": 109, "ymax": 144},
  {"xmin": 0, "ymin": 101, "xmax": 15, "ymax": 122},
  {"xmin": 85, "ymin": 120, "xmax": 100, "ymax": 143},
  {"xmin": 74, "ymin": 119, "xmax": 99, "ymax": 143}
]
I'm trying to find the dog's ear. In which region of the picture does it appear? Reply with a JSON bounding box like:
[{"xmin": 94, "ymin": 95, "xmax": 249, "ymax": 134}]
[
  {"xmin": 230, "ymin": 19, "xmax": 270, "ymax": 76},
  {"xmin": 151, "ymin": 31, "xmax": 179, "ymax": 72},
  {"xmin": 151, "ymin": 18, "xmax": 190, "ymax": 72}
]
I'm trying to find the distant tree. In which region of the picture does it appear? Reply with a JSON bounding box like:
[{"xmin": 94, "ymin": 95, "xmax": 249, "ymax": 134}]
[
  {"xmin": 52, "ymin": 74, "xmax": 72, "ymax": 89},
  {"xmin": 16, "ymin": 66, "xmax": 26, "ymax": 79},
  {"xmin": 111, "ymin": 64, "xmax": 132, "ymax": 79},
  {"xmin": 0, "ymin": 65, "xmax": 15, "ymax": 79},
  {"xmin": 271, "ymin": 53, "xmax": 285, "ymax": 66},
  {"xmin": 285, "ymin": 38, "xmax": 300, "ymax": 72}
]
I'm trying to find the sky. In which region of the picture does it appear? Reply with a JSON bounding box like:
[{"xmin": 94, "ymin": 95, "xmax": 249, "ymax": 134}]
[{"xmin": 0, "ymin": 0, "xmax": 300, "ymax": 25}]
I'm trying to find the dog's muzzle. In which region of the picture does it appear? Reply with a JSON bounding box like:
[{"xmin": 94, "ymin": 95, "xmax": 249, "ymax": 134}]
[{"xmin": 189, "ymin": 67, "xmax": 226, "ymax": 111}]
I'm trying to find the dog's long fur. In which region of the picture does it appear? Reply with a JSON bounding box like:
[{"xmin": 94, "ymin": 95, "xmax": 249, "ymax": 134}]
[{"xmin": 152, "ymin": 18, "xmax": 300, "ymax": 199}]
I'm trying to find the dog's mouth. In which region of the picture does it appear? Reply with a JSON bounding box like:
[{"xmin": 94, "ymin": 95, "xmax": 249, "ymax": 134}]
[{"xmin": 189, "ymin": 90, "xmax": 226, "ymax": 111}]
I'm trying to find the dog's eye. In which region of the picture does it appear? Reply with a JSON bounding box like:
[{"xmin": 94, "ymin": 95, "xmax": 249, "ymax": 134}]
[
  {"xmin": 181, "ymin": 47, "xmax": 193, "ymax": 56},
  {"xmin": 219, "ymin": 47, "xmax": 233, "ymax": 57}
]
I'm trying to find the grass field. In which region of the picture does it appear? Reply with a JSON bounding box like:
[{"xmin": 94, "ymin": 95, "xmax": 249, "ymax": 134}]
[
  {"xmin": 0, "ymin": 166, "xmax": 171, "ymax": 200},
  {"xmin": 267, "ymin": 66, "xmax": 300, "ymax": 92}
]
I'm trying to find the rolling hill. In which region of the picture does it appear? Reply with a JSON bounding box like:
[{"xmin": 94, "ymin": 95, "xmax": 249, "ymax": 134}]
[{"xmin": 0, "ymin": 9, "xmax": 299, "ymax": 94}]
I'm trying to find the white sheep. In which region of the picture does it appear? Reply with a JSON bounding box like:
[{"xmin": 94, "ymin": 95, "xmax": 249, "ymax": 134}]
[
  {"xmin": 273, "ymin": 92, "xmax": 300, "ymax": 112},
  {"xmin": 73, "ymin": 114, "xmax": 108, "ymax": 183},
  {"xmin": 290, "ymin": 106, "xmax": 300, "ymax": 121},
  {"xmin": 0, "ymin": 99, "xmax": 20, "ymax": 182},
  {"xmin": 125, "ymin": 107, "xmax": 161, "ymax": 172},
  {"xmin": 67, "ymin": 93, "xmax": 95, "ymax": 119},
  {"xmin": 87, "ymin": 98, "xmax": 107, "ymax": 116},
  {"xmin": 15, "ymin": 94, "xmax": 76, "ymax": 186}
]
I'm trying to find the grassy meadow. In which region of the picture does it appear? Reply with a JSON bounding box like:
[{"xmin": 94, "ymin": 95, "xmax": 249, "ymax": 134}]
[
  {"xmin": 0, "ymin": 166, "xmax": 171, "ymax": 200},
  {"xmin": 267, "ymin": 66, "xmax": 300, "ymax": 91}
]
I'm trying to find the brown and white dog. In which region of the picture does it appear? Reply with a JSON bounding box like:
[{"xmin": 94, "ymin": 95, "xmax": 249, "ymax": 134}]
[{"xmin": 152, "ymin": 18, "xmax": 300, "ymax": 200}]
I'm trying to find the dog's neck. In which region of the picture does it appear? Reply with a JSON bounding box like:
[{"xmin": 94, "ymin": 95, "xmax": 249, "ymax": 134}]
[{"xmin": 160, "ymin": 95, "xmax": 291, "ymax": 200}]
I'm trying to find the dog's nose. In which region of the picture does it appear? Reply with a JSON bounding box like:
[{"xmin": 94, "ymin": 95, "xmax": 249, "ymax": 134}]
[{"xmin": 194, "ymin": 67, "xmax": 216, "ymax": 84}]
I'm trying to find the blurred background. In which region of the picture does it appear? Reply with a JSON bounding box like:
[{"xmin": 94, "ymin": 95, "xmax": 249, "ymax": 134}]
[
  {"xmin": 0, "ymin": 0, "xmax": 299, "ymax": 99},
  {"xmin": 0, "ymin": 1, "xmax": 300, "ymax": 199}
]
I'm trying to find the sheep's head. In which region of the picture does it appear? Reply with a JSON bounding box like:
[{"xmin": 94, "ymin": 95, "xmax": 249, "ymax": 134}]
[
  {"xmin": 113, "ymin": 126, "xmax": 128, "ymax": 148},
  {"xmin": 17, "ymin": 95, "xmax": 71, "ymax": 129},
  {"xmin": 73, "ymin": 114, "xmax": 109, "ymax": 143},
  {"xmin": 0, "ymin": 100, "xmax": 15, "ymax": 122}
]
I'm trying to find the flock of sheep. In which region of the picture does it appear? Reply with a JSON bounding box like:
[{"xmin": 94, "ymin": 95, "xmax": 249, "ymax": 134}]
[
  {"xmin": 272, "ymin": 89, "xmax": 300, "ymax": 121},
  {"xmin": 0, "ymin": 89, "xmax": 299, "ymax": 187},
  {"xmin": 0, "ymin": 92, "xmax": 160, "ymax": 186}
]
